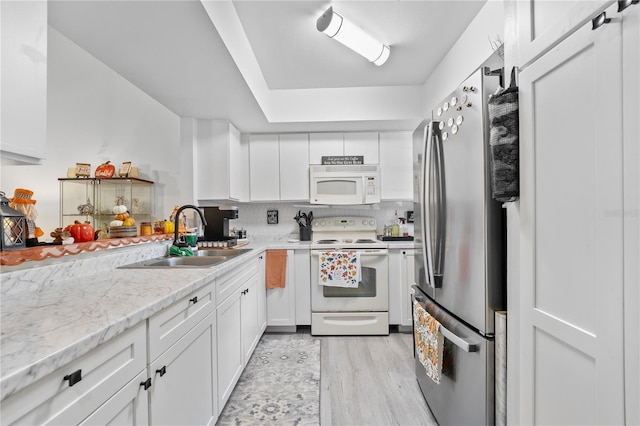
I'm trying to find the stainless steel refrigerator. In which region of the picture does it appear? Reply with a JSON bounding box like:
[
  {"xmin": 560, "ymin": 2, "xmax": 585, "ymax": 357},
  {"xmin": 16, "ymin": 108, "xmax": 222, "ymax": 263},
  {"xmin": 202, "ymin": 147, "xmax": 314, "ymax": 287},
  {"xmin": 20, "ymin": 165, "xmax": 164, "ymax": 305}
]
[{"xmin": 412, "ymin": 58, "xmax": 505, "ymax": 425}]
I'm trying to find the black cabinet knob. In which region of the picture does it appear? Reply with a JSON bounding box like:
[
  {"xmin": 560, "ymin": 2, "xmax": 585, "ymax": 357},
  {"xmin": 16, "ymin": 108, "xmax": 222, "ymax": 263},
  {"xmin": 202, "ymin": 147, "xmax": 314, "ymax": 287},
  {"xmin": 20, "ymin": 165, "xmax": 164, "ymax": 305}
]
[
  {"xmin": 156, "ymin": 366, "xmax": 167, "ymax": 377},
  {"xmin": 140, "ymin": 378, "xmax": 152, "ymax": 390},
  {"xmin": 63, "ymin": 369, "xmax": 82, "ymax": 387},
  {"xmin": 189, "ymin": 296, "xmax": 198, "ymax": 304}
]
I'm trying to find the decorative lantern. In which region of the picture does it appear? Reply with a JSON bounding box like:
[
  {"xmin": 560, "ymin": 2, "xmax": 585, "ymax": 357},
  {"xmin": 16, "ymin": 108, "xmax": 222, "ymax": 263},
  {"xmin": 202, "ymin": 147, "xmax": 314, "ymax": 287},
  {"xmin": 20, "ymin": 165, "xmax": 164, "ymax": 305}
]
[{"xmin": 0, "ymin": 191, "xmax": 26, "ymax": 251}]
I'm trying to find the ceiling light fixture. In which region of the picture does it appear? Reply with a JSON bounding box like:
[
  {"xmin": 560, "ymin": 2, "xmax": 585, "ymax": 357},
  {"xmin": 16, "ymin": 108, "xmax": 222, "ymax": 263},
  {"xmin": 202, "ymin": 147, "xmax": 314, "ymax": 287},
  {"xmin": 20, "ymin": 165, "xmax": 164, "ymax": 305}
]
[{"xmin": 316, "ymin": 6, "xmax": 390, "ymax": 66}]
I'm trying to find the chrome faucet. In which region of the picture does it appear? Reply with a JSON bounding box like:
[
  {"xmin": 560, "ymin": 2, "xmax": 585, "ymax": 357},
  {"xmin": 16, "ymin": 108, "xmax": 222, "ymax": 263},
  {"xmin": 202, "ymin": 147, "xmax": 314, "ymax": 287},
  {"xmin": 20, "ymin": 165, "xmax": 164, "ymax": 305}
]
[{"xmin": 172, "ymin": 205, "xmax": 207, "ymax": 248}]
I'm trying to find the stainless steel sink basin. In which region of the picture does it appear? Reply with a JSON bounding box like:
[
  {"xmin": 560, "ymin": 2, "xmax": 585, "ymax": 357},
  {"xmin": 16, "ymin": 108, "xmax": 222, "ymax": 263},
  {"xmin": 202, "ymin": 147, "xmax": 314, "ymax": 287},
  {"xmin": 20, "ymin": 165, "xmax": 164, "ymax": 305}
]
[{"xmin": 118, "ymin": 248, "xmax": 252, "ymax": 269}]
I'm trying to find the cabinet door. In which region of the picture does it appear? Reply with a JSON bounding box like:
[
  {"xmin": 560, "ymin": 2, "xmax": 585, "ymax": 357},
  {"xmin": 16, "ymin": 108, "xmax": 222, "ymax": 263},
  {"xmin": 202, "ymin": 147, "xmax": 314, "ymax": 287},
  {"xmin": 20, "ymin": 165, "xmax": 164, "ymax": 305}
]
[
  {"xmin": 518, "ymin": 5, "xmax": 624, "ymax": 424},
  {"xmin": 401, "ymin": 250, "xmax": 415, "ymax": 326},
  {"xmin": 266, "ymin": 250, "xmax": 296, "ymax": 327},
  {"xmin": 379, "ymin": 131, "xmax": 413, "ymax": 200},
  {"xmin": 0, "ymin": 0, "xmax": 47, "ymax": 164},
  {"xmin": 228, "ymin": 124, "xmax": 246, "ymax": 201},
  {"xmin": 294, "ymin": 250, "xmax": 311, "ymax": 325},
  {"xmin": 344, "ymin": 132, "xmax": 379, "ymax": 164},
  {"xmin": 387, "ymin": 250, "xmax": 402, "ymax": 325},
  {"xmin": 279, "ymin": 133, "xmax": 310, "ymax": 200},
  {"xmin": 257, "ymin": 254, "xmax": 267, "ymax": 333},
  {"xmin": 0, "ymin": 322, "xmax": 146, "ymax": 425},
  {"xmin": 249, "ymin": 134, "xmax": 280, "ymax": 201},
  {"xmin": 216, "ymin": 291, "xmax": 243, "ymax": 411},
  {"xmin": 79, "ymin": 370, "xmax": 149, "ymax": 426},
  {"xmin": 149, "ymin": 312, "xmax": 217, "ymax": 426},
  {"xmin": 241, "ymin": 275, "xmax": 260, "ymax": 363},
  {"xmin": 309, "ymin": 133, "xmax": 343, "ymax": 164},
  {"xmin": 517, "ymin": 0, "xmax": 612, "ymax": 67}
]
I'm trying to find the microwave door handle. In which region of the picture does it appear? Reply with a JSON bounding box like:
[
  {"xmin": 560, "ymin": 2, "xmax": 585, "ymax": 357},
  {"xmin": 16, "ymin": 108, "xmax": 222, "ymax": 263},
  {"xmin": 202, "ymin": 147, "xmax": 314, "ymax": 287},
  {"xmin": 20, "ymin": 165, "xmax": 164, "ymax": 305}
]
[
  {"xmin": 421, "ymin": 123, "xmax": 437, "ymax": 289},
  {"xmin": 433, "ymin": 126, "xmax": 446, "ymax": 286}
]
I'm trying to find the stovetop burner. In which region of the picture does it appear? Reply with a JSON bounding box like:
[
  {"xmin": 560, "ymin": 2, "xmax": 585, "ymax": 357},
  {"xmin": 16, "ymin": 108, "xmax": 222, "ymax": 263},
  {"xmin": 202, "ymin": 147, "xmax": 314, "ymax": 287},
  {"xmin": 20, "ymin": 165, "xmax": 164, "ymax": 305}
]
[
  {"xmin": 316, "ymin": 239, "xmax": 339, "ymax": 244},
  {"xmin": 355, "ymin": 239, "xmax": 376, "ymax": 244}
]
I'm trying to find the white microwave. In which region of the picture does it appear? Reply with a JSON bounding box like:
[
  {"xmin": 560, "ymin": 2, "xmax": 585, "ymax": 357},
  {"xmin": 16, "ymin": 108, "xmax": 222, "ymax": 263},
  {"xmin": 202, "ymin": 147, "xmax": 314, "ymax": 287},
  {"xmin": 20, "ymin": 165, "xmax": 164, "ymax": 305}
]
[{"xmin": 309, "ymin": 164, "xmax": 381, "ymax": 205}]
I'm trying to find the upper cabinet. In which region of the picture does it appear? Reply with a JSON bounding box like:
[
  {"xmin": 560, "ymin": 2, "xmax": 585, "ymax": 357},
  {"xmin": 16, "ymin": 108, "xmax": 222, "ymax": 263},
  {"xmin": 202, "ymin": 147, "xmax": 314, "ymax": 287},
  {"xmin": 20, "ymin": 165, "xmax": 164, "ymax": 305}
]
[
  {"xmin": 379, "ymin": 131, "xmax": 413, "ymax": 200},
  {"xmin": 0, "ymin": 0, "xmax": 47, "ymax": 164},
  {"xmin": 517, "ymin": 0, "xmax": 613, "ymax": 67},
  {"xmin": 194, "ymin": 120, "xmax": 249, "ymax": 202},
  {"xmin": 309, "ymin": 132, "xmax": 379, "ymax": 164},
  {"xmin": 249, "ymin": 133, "xmax": 309, "ymax": 201},
  {"xmin": 279, "ymin": 134, "xmax": 309, "ymax": 201}
]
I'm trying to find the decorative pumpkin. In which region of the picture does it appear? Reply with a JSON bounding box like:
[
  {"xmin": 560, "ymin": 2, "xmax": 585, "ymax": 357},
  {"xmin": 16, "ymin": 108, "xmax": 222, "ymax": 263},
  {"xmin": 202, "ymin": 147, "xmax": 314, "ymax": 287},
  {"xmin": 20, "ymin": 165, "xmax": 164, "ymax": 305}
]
[
  {"xmin": 112, "ymin": 205, "xmax": 128, "ymax": 214},
  {"xmin": 95, "ymin": 161, "xmax": 115, "ymax": 178},
  {"xmin": 110, "ymin": 220, "xmax": 124, "ymax": 227},
  {"xmin": 64, "ymin": 220, "xmax": 95, "ymax": 242},
  {"xmin": 115, "ymin": 212, "xmax": 130, "ymax": 221},
  {"xmin": 163, "ymin": 220, "xmax": 175, "ymax": 234},
  {"xmin": 123, "ymin": 217, "xmax": 135, "ymax": 226}
]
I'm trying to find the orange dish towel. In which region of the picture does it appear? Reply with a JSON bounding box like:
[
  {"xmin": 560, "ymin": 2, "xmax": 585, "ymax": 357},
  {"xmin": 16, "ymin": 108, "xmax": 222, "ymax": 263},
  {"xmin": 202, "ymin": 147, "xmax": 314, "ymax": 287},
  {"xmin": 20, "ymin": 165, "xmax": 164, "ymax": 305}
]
[
  {"xmin": 265, "ymin": 250, "xmax": 287, "ymax": 289},
  {"xmin": 413, "ymin": 300, "xmax": 445, "ymax": 384}
]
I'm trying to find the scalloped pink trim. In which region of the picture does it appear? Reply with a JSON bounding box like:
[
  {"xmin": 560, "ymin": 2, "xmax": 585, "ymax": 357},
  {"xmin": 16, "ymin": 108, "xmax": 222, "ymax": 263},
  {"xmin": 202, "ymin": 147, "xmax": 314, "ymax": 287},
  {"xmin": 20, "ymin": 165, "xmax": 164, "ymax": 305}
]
[{"xmin": 1, "ymin": 235, "xmax": 172, "ymax": 266}]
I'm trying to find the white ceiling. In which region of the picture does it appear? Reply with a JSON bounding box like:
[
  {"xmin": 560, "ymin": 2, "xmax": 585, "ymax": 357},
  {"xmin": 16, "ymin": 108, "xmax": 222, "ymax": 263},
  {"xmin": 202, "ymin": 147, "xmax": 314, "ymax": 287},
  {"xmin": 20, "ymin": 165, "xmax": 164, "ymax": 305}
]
[{"xmin": 48, "ymin": 0, "xmax": 486, "ymax": 133}]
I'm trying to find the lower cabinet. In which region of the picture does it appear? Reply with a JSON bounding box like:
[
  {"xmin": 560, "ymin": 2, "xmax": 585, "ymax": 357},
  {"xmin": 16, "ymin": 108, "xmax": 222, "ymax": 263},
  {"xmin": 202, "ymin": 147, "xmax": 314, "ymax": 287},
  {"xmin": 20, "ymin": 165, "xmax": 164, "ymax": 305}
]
[
  {"xmin": 216, "ymin": 257, "xmax": 263, "ymax": 413},
  {"xmin": 148, "ymin": 312, "xmax": 217, "ymax": 426},
  {"xmin": 79, "ymin": 370, "xmax": 149, "ymax": 426},
  {"xmin": 266, "ymin": 249, "xmax": 296, "ymax": 328},
  {"xmin": 257, "ymin": 253, "xmax": 267, "ymax": 333},
  {"xmin": 388, "ymin": 249, "xmax": 415, "ymax": 327},
  {"xmin": 0, "ymin": 321, "xmax": 147, "ymax": 425}
]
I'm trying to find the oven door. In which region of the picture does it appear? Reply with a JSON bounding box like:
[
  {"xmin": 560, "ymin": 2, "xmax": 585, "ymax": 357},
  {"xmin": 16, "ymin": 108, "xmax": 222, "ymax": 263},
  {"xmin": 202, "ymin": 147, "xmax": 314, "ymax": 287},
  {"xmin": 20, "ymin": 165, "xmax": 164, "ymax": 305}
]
[
  {"xmin": 310, "ymin": 175, "xmax": 367, "ymax": 205},
  {"xmin": 311, "ymin": 249, "xmax": 389, "ymax": 311}
]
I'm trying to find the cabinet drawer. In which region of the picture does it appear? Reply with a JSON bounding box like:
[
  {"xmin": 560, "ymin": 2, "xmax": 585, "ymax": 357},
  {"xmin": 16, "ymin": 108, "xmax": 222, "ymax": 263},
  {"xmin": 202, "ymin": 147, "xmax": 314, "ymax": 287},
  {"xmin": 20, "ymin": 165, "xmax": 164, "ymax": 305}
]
[
  {"xmin": 148, "ymin": 280, "xmax": 215, "ymax": 362},
  {"xmin": 1, "ymin": 321, "xmax": 146, "ymax": 425},
  {"xmin": 216, "ymin": 259, "xmax": 258, "ymax": 306}
]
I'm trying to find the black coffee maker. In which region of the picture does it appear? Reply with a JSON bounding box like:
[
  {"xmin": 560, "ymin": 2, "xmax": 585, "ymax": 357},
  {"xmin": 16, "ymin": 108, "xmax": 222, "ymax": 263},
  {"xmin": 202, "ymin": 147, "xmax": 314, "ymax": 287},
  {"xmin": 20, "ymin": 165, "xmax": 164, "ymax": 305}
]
[{"xmin": 200, "ymin": 206, "xmax": 239, "ymax": 245}]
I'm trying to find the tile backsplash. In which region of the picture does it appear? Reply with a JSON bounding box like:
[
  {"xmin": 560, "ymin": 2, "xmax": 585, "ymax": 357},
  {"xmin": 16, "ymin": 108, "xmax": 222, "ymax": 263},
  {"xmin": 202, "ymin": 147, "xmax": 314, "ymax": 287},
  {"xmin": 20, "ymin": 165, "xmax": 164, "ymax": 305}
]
[{"xmin": 221, "ymin": 201, "xmax": 414, "ymax": 241}]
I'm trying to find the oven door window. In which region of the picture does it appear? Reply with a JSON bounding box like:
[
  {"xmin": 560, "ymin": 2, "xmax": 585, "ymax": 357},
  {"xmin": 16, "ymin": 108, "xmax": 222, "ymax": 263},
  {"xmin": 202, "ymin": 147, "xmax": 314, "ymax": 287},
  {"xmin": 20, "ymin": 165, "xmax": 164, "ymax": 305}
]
[{"xmin": 322, "ymin": 267, "xmax": 377, "ymax": 297}]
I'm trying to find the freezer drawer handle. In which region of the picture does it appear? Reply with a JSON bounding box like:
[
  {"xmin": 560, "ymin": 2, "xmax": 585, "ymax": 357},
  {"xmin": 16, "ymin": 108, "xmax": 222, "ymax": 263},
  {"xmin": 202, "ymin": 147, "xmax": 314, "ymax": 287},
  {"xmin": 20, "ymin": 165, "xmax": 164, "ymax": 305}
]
[{"xmin": 439, "ymin": 326, "xmax": 479, "ymax": 353}]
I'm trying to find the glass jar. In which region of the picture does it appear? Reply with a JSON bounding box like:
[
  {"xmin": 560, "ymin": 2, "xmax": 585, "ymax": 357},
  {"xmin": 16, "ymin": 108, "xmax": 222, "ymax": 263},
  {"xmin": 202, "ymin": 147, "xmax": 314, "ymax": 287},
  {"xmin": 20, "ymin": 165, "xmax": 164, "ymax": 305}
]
[{"xmin": 140, "ymin": 222, "xmax": 152, "ymax": 236}]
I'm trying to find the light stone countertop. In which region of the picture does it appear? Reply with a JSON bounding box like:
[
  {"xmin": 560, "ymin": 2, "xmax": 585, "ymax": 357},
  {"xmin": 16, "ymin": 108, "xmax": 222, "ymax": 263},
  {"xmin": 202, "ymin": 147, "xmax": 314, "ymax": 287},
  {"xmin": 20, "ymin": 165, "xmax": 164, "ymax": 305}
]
[
  {"xmin": 0, "ymin": 237, "xmax": 412, "ymax": 401},
  {"xmin": 0, "ymin": 241, "xmax": 268, "ymax": 401}
]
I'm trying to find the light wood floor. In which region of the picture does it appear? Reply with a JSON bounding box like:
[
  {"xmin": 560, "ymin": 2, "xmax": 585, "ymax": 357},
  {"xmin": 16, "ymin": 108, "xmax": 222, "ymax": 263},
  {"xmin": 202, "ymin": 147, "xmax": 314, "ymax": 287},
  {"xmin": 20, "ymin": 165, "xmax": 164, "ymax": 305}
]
[{"xmin": 262, "ymin": 328, "xmax": 437, "ymax": 426}]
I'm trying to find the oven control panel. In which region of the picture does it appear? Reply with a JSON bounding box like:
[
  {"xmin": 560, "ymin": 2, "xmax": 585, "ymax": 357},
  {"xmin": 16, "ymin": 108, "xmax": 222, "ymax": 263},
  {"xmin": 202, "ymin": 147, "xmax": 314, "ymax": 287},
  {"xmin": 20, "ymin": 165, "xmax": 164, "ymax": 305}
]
[{"xmin": 312, "ymin": 216, "xmax": 377, "ymax": 232}]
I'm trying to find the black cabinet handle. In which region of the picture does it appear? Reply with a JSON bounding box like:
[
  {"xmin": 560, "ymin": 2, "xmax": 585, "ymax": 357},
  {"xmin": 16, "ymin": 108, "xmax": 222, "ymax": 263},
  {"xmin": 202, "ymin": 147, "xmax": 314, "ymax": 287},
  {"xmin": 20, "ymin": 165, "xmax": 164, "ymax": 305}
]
[
  {"xmin": 592, "ymin": 11, "xmax": 611, "ymax": 30},
  {"xmin": 619, "ymin": 0, "xmax": 639, "ymax": 12},
  {"xmin": 259, "ymin": 255, "xmax": 263, "ymax": 259},
  {"xmin": 189, "ymin": 296, "xmax": 198, "ymax": 304},
  {"xmin": 140, "ymin": 378, "xmax": 152, "ymax": 390},
  {"xmin": 63, "ymin": 369, "xmax": 82, "ymax": 387},
  {"xmin": 156, "ymin": 366, "xmax": 167, "ymax": 377}
]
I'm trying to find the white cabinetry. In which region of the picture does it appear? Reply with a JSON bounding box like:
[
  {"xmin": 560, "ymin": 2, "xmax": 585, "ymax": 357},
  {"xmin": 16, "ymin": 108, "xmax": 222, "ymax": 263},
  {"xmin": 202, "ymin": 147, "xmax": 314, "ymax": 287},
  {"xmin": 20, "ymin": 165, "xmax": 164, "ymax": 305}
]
[
  {"xmin": 257, "ymin": 253, "xmax": 267, "ymax": 333},
  {"xmin": 249, "ymin": 134, "xmax": 280, "ymax": 201},
  {"xmin": 267, "ymin": 250, "xmax": 297, "ymax": 328},
  {"xmin": 195, "ymin": 119, "xmax": 248, "ymax": 202},
  {"xmin": 294, "ymin": 249, "xmax": 311, "ymax": 325},
  {"xmin": 216, "ymin": 257, "xmax": 262, "ymax": 412},
  {"xmin": 388, "ymin": 249, "xmax": 415, "ymax": 327},
  {"xmin": 517, "ymin": 2, "xmax": 636, "ymax": 423},
  {"xmin": 147, "ymin": 282, "xmax": 217, "ymax": 426},
  {"xmin": 309, "ymin": 132, "xmax": 379, "ymax": 164},
  {"xmin": 249, "ymin": 133, "xmax": 310, "ymax": 201},
  {"xmin": 379, "ymin": 131, "xmax": 413, "ymax": 200},
  {"xmin": 0, "ymin": 322, "xmax": 147, "ymax": 425},
  {"xmin": 516, "ymin": 0, "xmax": 612, "ymax": 67},
  {"xmin": 279, "ymin": 133, "xmax": 310, "ymax": 200},
  {"xmin": 0, "ymin": 0, "xmax": 47, "ymax": 164}
]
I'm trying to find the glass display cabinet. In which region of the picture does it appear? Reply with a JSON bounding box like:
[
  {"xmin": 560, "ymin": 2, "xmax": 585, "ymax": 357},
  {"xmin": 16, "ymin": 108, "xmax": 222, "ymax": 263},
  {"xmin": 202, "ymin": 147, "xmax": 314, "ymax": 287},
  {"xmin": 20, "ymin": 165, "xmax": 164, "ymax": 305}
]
[{"xmin": 59, "ymin": 178, "xmax": 154, "ymax": 232}]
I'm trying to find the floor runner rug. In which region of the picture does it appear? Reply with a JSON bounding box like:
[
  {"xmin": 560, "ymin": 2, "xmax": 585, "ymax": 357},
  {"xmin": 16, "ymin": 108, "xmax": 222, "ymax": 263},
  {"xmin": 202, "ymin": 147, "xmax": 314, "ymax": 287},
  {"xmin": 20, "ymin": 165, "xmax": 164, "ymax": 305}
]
[{"xmin": 217, "ymin": 338, "xmax": 321, "ymax": 425}]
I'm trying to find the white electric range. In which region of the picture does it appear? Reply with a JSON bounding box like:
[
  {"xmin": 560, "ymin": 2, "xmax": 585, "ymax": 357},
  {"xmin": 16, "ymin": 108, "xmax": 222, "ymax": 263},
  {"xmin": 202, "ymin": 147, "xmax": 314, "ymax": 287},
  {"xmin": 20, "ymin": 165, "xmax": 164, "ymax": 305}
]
[{"xmin": 310, "ymin": 216, "xmax": 389, "ymax": 335}]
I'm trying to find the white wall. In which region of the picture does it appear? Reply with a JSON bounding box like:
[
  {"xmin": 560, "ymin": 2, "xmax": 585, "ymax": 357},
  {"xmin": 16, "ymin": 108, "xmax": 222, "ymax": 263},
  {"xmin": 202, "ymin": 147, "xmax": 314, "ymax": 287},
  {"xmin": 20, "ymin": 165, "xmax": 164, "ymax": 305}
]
[
  {"xmin": 0, "ymin": 28, "xmax": 187, "ymax": 237},
  {"xmin": 420, "ymin": 0, "xmax": 505, "ymax": 116}
]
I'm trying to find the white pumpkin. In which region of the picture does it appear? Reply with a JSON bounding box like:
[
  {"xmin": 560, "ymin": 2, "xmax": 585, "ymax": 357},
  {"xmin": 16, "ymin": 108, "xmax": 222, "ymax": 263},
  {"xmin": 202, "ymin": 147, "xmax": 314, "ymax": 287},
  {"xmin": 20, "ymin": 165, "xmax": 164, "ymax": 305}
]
[
  {"xmin": 112, "ymin": 205, "xmax": 128, "ymax": 214},
  {"xmin": 110, "ymin": 220, "xmax": 124, "ymax": 227}
]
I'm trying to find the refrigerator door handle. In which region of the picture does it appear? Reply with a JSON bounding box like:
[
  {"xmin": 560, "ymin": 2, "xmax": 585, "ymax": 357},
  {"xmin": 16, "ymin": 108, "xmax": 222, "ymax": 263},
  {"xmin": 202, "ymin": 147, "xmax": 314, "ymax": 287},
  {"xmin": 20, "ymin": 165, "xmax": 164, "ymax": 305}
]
[
  {"xmin": 433, "ymin": 125, "xmax": 446, "ymax": 286},
  {"xmin": 421, "ymin": 123, "xmax": 437, "ymax": 289},
  {"xmin": 439, "ymin": 326, "xmax": 479, "ymax": 353}
]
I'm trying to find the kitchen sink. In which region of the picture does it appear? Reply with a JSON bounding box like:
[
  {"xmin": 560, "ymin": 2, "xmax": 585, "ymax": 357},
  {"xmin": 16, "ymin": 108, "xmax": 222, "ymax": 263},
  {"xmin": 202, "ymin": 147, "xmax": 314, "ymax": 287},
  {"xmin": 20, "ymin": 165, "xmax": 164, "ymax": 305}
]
[{"xmin": 119, "ymin": 248, "xmax": 252, "ymax": 269}]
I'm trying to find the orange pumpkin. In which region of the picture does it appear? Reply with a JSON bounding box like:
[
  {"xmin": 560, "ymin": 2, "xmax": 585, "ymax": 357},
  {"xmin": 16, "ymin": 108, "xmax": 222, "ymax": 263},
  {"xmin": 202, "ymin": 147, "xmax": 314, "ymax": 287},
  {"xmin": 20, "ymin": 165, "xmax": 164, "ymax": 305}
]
[{"xmin": 95, "ymin": 161, "xmax": 115, "ymax": 178}]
